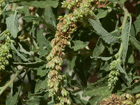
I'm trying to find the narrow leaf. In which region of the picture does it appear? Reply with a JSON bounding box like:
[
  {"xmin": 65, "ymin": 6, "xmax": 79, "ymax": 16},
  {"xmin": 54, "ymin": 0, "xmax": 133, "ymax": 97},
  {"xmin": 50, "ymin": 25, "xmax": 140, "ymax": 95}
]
[
  {"xmin": 19, "ymin": 43, "xmax": 34, "ymax": 56},
  {"xmin": 45, "ymin": 6, "xmax": 56, "ymax": 27},
  {"xmin": 72, "ymin": 40, "xmax": 89, "ymax": 51},
  {"xmin": 37, "ymin": 29, "xmax": 43, "ymax": 52},
  {"xmin": 11, "ymin": 44, "xmax": 29, "ymax": 61},
  {"xmin": 121, "ymin": 22, "xmax": 131, "ymax": 63},
  {"xmin": 88, "ymin": 18, "xmax": 118, "ymax": 44}
]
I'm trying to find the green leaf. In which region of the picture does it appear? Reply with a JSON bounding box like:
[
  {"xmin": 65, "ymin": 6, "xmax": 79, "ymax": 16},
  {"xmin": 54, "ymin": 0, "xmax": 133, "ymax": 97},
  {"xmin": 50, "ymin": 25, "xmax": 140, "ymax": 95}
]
[
  {"xmin": 83, "ymin": 86, "xmax": 110, "ymax": 97},
  {"xmin": 6, "ymin": 14, "xmax": 19, "ymax": 38},
  {"xmin": 71, "ymin": 40, "xmax": 89, "ymax": 51},
  {"xmin": 110, "ymin": 29, "xmax": 121, "ymax": 37},
  {"xmin": 11, "ymin": 44, "xmax": 29, "ymax": 62},
  {"xmin": 23, "ymin": 6, "xmax": 30, "ymax": 16},
  {"xmin": 121, "ymin": 22, "xmax": 131, "ymax": 64},
  {"xmin": 89, "ymin": 19, "xmax": 118, "ymax": 44},
  {"xmin": 35, "ymin": 78, "xmax": 48, "ymax": 93},
  {"xmin": 92, "ymin": 40, "xmax": 105, "ymax": 57},
  {"xmin": 83, "ymin": 77, "xmax": 111, "ymax": 105},
  {"xmin": 89, "ymin": 95, "xmax": 109, "ymax": 105},
  {"xmin": 38, "ymin": 34, "xmax": 51, "ymax": 58},
  {"xmin": 43, "ymin": 36, "xmax": 52, "ymax": 50},
  {"xmin": 37, "ymin": 29, "xmax": 43, "ymax": 52},
  {"xmin": 132, "ymin": 15, "xmax": 140, "ymax": 35},
  {"xmin": 44, "ymin": 6, "xmax": 56, "ymax": 27},
  {"xmin": 96, "ymin": 9, "xmax": 108, "ymax": 19},
  {"xmin": 36, "ymin": 64, "xmax": 48, "ymax": 77},
  {"xmin": 124, "ymin": 79, "xmax": 140, "ymax": 94},
  {"xmin": 68, "ymin": 56, "xmax": 77, "ymax": 70},
  {"xmin": 116, "ymin": 64, "xmax": 130, "ymax": 86},
  {"xmin": 36, "ymin": 69, "xmax": 48, "ymax": 77},
  {"xmin": 130, "ymin": 35, "xmax": 140, "ymax": 52},
  {"xmin": 128, "ymin": 53, "xmax": 134, "ymax": 64},
  {"xmin": 6, "ymin": 86, "xmax": 21, "ymax": 105},
  {"xmin": 19, "ymin": 0, "xmax": 59, "ymax": 8},
  {"xmin": 100, "ymin": 62, "xmax": 110, "ymax": 71},
  {"xmin": 19, "ymin": 43, "xmax": 34, "ymax": 56},
  {"xmin": 27, "ymin": 96, "xmax": 40, "ymax": 105},
  {"xmin": 71, "ymin": 94, "xmax": 85, "ymax": 105},
  {"xmin": 83, "ymin": 77, "xmax": 108, "ymax": 97},
  {"xmin": 88, "ymin": 96, "xmax": 100, "ymax": 105},
  {"xmin": 23, "ymin": 16, "xmax": 40, "ymax": 22}
]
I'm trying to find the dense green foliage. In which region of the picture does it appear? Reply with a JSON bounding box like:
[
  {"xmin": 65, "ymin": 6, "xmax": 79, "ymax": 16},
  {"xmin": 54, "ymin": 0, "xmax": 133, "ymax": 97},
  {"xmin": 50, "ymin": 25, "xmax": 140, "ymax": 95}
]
[{"xmin": 0, "ymin": 0, "xmax": 140, "ymax": 105}]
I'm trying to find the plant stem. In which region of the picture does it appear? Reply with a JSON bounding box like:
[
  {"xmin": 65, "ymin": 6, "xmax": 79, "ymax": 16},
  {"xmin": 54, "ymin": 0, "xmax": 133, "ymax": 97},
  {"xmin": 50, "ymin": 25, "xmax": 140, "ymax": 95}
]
[
  {"xmin": 121, "ymin": 7, "xmax": 129, "ymax": 30},
  {"xmin": 0, "ymin": 69, "xmax": 23, "ymax": 95},
  {"xmin": 0, "ymin": 29, "xmax": 8, "ymax": 37},
  {"xmin": 117, "ymin": 7, "xmax": 130, "ymax": 59}
]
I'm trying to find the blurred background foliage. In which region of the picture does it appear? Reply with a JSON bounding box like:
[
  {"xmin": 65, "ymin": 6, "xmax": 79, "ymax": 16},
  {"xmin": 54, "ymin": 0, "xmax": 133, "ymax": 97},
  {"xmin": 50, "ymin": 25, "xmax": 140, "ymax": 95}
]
[{"xmin": 0, "ymin": 0, "xmax": 140, "ymax": 105}]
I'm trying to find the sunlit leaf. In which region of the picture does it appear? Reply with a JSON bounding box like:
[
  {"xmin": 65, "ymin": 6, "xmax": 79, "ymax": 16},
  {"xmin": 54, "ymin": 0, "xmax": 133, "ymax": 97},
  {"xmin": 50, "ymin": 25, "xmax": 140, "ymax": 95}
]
[{"xmin": 6, "ymin": 14, "xmax": 19, "ymax": 38}]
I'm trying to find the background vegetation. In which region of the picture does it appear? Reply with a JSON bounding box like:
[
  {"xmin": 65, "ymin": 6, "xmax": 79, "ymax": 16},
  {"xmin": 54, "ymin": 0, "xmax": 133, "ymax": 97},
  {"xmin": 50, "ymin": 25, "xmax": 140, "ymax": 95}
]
[{"xmin": 0, "ymin": 0, "xmax": 140, "ymax": 105}]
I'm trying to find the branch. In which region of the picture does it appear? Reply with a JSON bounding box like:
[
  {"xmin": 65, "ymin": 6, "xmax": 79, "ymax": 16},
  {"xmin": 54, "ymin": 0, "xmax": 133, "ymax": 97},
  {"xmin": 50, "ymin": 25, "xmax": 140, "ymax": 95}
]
[
  {"xmin": 116, "ymin": 7, "xmax": 130, "ymax": 59},
  {"xmin": 0, "ymin": 69, "xmax": 23, "ymax": 95},
  {"xmin": 0, "ymin": 29, "xmax": 8, "ymax": 37},
  {"xmin": 121, "ymin": 7, "xmax": 129, "ymax": 30}
]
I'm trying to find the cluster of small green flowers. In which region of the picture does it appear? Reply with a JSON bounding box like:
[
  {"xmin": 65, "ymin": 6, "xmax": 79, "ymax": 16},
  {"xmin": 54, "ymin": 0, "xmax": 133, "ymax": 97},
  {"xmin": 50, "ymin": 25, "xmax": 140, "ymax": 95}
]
[
  {"xmin": 46, "ymin": 30, "xmax": 71, "ymax": 104},
  {"xmin": 120, "ymin": 93, "xmax": 135, "ymax": 105},
  {"xmin": 108, "ymin": 69, "xmax": 120, "ymax": 89},
  {"xmin": 135, "ymin": 93, "xmax": 140, "ymax": 105},
  {"xmin": 47, "ymin": 70, "xmax": 71, "ymax": 105},
  {"xmin": 62, "ymin": 0, "xmax": 95, "ymax": 22},
  {"xmin": 0, "ymin": 32, "xmax": 12, "ymax": 70},
  {"xmin": 62, "ymin": 0, "xmax": 82, "ymax": 9},
  {"xmin": 46, "ymin": 0, "xmax": 98, "ymax": 104},
  {"xmin": 101, "ymin": 93, "xmax": 140, "ymax": 105},
  {"xmin": 108, "ymin": 60, "xmax": 120, "ymax": 89}
]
